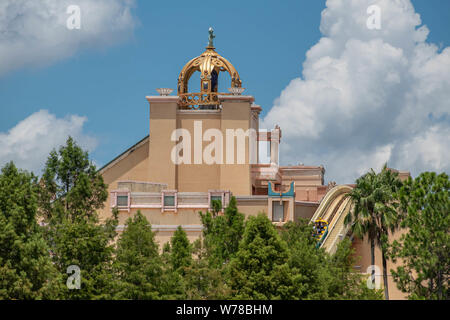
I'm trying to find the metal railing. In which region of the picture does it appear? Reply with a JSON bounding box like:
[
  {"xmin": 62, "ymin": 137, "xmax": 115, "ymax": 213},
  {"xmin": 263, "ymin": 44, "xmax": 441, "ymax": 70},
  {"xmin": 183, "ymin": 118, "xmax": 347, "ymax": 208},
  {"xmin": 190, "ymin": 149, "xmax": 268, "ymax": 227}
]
[{"xmin": 178, "ymin": 92, "xmax": 232, "ymax": 109}]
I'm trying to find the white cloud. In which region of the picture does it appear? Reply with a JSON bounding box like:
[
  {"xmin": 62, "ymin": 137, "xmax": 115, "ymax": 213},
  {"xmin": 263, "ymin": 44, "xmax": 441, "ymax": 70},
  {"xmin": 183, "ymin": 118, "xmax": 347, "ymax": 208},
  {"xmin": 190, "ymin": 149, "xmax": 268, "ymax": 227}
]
[
  {"xmin": 262, "ymin": 0, "xmax": 450, "ymax": 183},
  {"xmin": 394, "ymin": 125, "xmax": 450, "ymax": 176},
  {"xmin": 0, "ymin": 110, "xmax": 97, "ymax": 175},
  {"xmin": 0, "ymin": 0, "xmax": 136, "ymax": 76}
]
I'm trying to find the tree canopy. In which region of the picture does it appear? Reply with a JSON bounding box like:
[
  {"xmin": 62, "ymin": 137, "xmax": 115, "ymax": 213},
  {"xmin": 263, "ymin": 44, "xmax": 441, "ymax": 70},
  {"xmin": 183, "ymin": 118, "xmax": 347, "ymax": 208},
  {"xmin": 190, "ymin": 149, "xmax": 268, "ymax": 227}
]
[
  {"xmin": 38, "ymin": 137, "xmax": 117, "ymax": 299},
  {"xmin": 199, "ymin": 196, "xmax": 245, "ymax": 267},
  {"xmin": 228, "ymin": 213, "xmax": 293, "ymax": 299},
  {"xmin": 113, "ymin": 211, "xmax": 163, "ymax": 299},
  {"xmin": 389, "ymin": 172, "xmax": 449, "ymax": 300},
  {"xmin": 0, "ymin": 137, "xmax": 444, "ymax": 301},
  {"xmin": 0, "ymin": 162, "xmax": 62, "ymax": 299}
]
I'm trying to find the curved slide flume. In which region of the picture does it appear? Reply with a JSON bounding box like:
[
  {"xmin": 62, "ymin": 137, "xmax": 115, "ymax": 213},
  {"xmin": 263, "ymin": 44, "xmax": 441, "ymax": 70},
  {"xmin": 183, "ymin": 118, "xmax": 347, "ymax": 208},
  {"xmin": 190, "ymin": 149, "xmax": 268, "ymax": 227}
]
[{"xmin": 310, "ymin": 185, "xmax": 353, "ymax": 254}]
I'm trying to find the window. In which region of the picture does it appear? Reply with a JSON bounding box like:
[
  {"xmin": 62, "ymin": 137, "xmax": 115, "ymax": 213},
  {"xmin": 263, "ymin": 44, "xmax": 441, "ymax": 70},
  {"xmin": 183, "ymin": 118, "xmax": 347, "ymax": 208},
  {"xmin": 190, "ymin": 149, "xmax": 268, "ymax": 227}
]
[
  {"xmin": 272, "ymin": 201, "xmax": 285, "ymax": 222},
  {"xmin": 211, "ymin": 195, "xmax": 222, "ymax": 204},
  {"xmin": 161, "ymin": 191, "xmax": 177, "ymax": 212},
  {"xmin": 164, "ymin": 195, "xmax": 175, "ymax": 207},
  {"xmin": 258, "ymin": 140, "xmax": 271, "ymax": 164},
  {"xmin": 208, "ymin": 191, "xmax": 230, "ymax": 212},
  {"xmin": 210, "ymin": 195, "xmax": 222, "ymax": 212},
  {"xmin": 117, "ymin": 195, "xmax": 128, "ymax": 207}
]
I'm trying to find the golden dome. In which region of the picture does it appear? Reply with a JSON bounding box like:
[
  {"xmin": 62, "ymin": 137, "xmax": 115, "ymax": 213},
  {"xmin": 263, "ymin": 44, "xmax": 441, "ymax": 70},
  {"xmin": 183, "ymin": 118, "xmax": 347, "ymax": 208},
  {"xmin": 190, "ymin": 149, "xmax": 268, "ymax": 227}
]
[{"xmin": 177, "ymin": 28, "xmax": 242, "ymax": 97}]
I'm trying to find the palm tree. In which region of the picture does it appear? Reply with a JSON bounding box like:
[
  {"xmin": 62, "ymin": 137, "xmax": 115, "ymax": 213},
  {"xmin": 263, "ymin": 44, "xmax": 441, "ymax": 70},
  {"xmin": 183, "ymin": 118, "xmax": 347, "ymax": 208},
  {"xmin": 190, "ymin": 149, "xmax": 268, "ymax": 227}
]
[
  {"xmin": 344, "ymin": 169, "xmax": 378, "ymax": 290},
  {"xmin": 344, "ymin": 164, "xmax": 403, "ymax": 300},
  {"xmin": 375, "ymin": 165, "xmax": 403, "ymax": 300}
]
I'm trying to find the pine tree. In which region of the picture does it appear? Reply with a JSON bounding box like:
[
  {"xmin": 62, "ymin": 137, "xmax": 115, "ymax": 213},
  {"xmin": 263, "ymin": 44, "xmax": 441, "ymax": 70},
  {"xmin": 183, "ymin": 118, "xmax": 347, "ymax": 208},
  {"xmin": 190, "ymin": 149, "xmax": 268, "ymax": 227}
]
[
  {"xmin": 0, "ymin": 162, "xmax": 62, "ymax": 299},
  {"xmin": 228, "ymin": 213, "xmax": 293, "ymax": 299},
  {"xmin": 113, "ymin": 211, "xmax": 162, "ymax": 299},
  {"xmin": 159, "ymin": 241, "xmax": 186, "ymax": 300},
  {"xmin": 169, "ymin": 226, "xmax": 192, "ymax": 274},
  {"xmin": 156, "ymin": 226, "xmax": 193, "ymax": 299}
]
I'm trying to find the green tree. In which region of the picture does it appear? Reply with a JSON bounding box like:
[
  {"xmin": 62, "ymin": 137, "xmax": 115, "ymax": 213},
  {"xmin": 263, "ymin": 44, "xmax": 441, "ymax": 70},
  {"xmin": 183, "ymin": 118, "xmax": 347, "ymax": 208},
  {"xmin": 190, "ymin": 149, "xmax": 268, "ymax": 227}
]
[
  {"xmin": 159, "ymin": 241, "xmax": 186, "ymax": 300},
  {"xmin": 156, "ymin": 226, "xmax": 194, "ymax": 299},
  {"xmin": 199, "ymin": 196, "xmax": 245, "ymax": 267},
  {"xmin": 183, "ymin": 239, "xmax": 232, "ymax": 299},
  {"xmin": 344, "ymin": 164, "xmax": 402, "ymax": 299},
  {"xmin": 169, "ymin": 226, "xmax": 192, "ymax": 274},
  {"xmin": 211, "ymin": 199, "xmax": 222, "ymax": 217},
  {"xmin": 113, "ymin": 211, "xmax": 162, "ymax": 299},
  {"xmin": 228, "ymin": 213, "xmax": 292, "ymax": 299},
  {"xmin": 0, "ymin": 162, "xmax": 62, "ymax": 299},
  {"xmin": 49, "ymin": 215, "xmax": 116, "ymax": 299},
  {"xmin": 344, "ymin": 169, "xmax": 378, "ymax": 290},
  {"xmin": 38, "ymin": 137, "xmax": 117, "ymax": 299},
  {"xmin": 281, "ymin": 219, "xmax": 330, "ymax": 299},
  {"xmin": 328, "ymin": 238, "xmax": 383, "ymax": 300},
  {"xmin": 281, "ymin": 219, "xmax": 383, "ymax": 300},
  {"xmin": 38, "ymin": 136, "xmax": 108, "ymax": 222},
  {"xmin": 389, "ymin": 172, "xmax": 449, "ymax": 300}
]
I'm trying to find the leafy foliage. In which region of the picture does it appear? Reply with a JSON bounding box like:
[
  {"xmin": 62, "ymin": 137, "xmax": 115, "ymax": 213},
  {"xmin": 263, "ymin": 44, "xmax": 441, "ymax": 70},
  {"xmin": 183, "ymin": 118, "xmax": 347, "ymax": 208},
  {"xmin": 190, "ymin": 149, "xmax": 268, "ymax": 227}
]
[
  {"xmin": 2, "ymin": 136, "xmax": 442, "ymax": 301},
  {"xmin": 328, "ymin": 238, "xmax": 383, "ymax": 300},
  {"xmin": 38, "ymin": 137, "xmax": 117, "ymax": 299},
  {"xmin": 228, "ymin": 214, "xmax": 293, "ymax": 299},
  {"xmin": 113, "ymin": 211, "xmax": 181, "ymax": 300},
  {"xmin": 38, "ymin": 136, "xmax": 108, "ymax": 223},
  {"xmin": 281, "ymin": 219, "xmax": 383, "ymax": 300},
  {"xmin": 0, "ymin": 162, "xmax": 62, "ymax": 299},
  {"xmin": 389, "ymin": 172, "xmax": 449, "ymax": 300},
  {"xmin": 48, "ymin": 215, "xmax": 116, "ymax": 299},
  {"xmin": 199, "ymin": 196, "xmax": 245, "ymax": 267},
  {"xmin": 183, "ymin": 239, "xmax": 232, "ymax": 299},
  {"xmin": 281, "ymin": 219, "xmax": 330, "ymax": 299},
  {"xmin": 169, "ymin": 226, "xmax": 193, "ymax": 274}
]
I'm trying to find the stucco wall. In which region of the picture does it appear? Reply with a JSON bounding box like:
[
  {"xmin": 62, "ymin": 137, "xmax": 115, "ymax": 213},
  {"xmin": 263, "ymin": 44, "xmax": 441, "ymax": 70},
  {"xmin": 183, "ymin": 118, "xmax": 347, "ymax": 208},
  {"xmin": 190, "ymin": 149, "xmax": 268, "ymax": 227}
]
[
  {"xmin": 351, "ymin": 229, "xmax": 409, "ymax": 300},
  {"xmin": 99, "ymin": 138, "xmax": 150, "ymax": 222},
  {"xmin": 176, "ymin": 111, "xmax": 222, "ymax": 192},
  {"xmin": 294, "ymin": 202, "xmax": 319, "ymax": 221}
]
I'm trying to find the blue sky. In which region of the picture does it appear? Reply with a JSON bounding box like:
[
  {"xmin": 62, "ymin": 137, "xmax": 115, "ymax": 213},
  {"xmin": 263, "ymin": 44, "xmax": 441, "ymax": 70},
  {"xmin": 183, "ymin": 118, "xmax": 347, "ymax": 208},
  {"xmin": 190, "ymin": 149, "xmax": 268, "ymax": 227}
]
[{"xmin": 1, "ymin": 0, "xmax": 449, "ymax": 183}]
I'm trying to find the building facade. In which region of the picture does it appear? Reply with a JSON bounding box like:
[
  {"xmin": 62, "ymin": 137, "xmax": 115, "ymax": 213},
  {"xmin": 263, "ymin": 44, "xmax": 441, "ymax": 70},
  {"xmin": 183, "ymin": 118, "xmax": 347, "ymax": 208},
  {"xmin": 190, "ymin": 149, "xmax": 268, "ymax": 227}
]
[{"xmin": 98, "ymin": 31, "xmax": 410, "ymax": 299}]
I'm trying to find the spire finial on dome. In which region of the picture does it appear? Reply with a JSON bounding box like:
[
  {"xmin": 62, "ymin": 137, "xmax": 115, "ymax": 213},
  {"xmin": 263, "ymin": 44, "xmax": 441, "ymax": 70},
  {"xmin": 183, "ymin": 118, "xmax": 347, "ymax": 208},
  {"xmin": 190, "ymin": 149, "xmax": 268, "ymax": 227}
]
[{"xmin": 207, "ymin": 27, "xmax": 215, "ymax": 48}]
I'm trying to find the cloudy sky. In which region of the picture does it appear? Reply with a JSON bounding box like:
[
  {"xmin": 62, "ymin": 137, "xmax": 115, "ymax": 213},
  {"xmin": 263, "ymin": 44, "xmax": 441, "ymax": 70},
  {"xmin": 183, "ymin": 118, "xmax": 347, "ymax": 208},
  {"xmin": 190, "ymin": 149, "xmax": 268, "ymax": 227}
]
[
  {"xmin": 0, "ymin": 0, "xmax": 449, "ymax": 183},
  {"xmin": 262, "ymin": 0, "xmax": 450, "ymax": 182}
]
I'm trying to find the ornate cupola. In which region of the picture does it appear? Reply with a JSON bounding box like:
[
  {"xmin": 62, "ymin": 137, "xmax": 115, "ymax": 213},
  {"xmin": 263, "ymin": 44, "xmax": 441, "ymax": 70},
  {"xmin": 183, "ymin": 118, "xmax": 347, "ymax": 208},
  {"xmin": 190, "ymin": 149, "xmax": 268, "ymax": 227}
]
[{"xmin": 177, "ymin": 28, "xmax": 243, "ymax": 109}]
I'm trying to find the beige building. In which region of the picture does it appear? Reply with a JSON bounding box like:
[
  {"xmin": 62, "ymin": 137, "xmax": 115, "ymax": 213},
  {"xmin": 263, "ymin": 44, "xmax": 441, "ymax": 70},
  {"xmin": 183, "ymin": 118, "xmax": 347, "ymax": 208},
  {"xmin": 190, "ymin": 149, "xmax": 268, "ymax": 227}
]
[{"xmin": 98, "ymin": 32, "xmax": 410, "ymax": 299}]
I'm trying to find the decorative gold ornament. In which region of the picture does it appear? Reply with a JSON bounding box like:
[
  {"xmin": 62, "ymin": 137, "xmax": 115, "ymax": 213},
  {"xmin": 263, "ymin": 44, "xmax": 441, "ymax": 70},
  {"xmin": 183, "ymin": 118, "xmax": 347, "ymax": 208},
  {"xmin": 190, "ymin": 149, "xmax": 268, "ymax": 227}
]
[
  {"xmin": 177, "ymin": 28, "xmax": 242, "ymax": 109},
  {"xmin": 156, "ymin": 88, "xmax": 174, "ymax": 96}
]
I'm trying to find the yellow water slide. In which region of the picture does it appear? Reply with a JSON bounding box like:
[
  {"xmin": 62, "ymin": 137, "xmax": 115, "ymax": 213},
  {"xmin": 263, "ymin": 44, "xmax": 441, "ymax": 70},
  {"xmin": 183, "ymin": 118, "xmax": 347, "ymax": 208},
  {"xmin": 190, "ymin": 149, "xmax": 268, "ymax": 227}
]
[{"xmin": 310, "ymin": 185, "xmax": 353, "ymax": 254}]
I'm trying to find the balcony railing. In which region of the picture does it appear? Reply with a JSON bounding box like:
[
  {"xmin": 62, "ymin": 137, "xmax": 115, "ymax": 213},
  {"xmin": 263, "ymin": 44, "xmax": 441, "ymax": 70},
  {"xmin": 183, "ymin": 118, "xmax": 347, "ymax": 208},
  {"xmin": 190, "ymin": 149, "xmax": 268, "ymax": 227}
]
[
  {"xmin": 111, "ymin": 190, "xmax": 230, "ymax": 212},
  {"xmin": 178, "ymin": 92, "xmax": 232, "ymax": 109}
]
